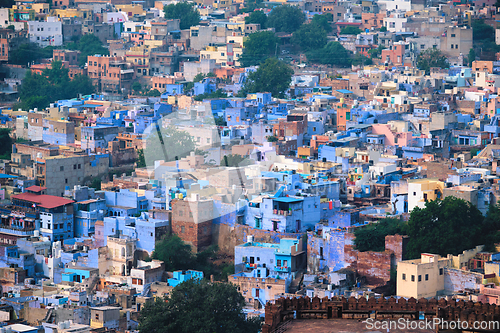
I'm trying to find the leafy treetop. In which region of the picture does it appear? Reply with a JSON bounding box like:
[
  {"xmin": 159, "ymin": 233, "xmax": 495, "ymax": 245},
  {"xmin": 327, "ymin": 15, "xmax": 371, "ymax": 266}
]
[
  {"xmin": 416, "ymin": 48, "xmax": 449, "ymax": 74},
  {"xmin": 242, "ymin": 57, "xmax": 293, "ymax": 98},
  {"xmin": 245, "ymin": 10, "xmax": 267, "ymax": 28},
  {"xmin": 164, "ymin": 2, "xmax": 200, "ymax": 30},
  {"xmin": 138, "ymin": 279, "xmax": 261, "ymax": 333},
  {"xmin": 16, "ymin": 60, "xmax": 94, "ymax": 110},
  {"xmin": 267, "ymin": 5, "xmax": 305, "ymax": 33},
  {"xmin": 238, "ymin": 30, "xmax": 279, "ymax": 67}
]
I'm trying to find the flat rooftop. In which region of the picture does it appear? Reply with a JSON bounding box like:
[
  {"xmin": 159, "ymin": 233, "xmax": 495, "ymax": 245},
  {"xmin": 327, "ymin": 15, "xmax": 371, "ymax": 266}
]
[{"xmin": 284, "ymin": 319, "xmax": 434, "ymax": 333}]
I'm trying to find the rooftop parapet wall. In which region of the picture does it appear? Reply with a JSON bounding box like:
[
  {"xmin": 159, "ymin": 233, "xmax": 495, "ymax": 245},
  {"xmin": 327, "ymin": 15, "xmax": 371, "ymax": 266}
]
[{"xmin": 262, "ymin": 296, "xmax": 500, "ymax": 333}]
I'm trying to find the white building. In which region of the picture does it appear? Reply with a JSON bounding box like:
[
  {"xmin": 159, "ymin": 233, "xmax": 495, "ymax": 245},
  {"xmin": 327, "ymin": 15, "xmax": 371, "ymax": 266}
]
[
  {"xmin": 28, "ymin": 18, "xmax": 63, "ymax": 47},
  {"xmin": 383, "ymin": 13, "xmax": 408, "ymax": 33}
]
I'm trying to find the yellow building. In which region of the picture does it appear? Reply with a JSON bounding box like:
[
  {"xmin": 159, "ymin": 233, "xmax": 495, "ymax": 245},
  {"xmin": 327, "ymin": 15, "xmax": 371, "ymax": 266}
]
[
  {"xmin": 32, "ymin": 3, "xmax": 50, "ymax": 15},
  {"xmin": 90, "ymin": 306, "xmax": 121, "ymax": 329},
  {"xmin": 125, "ymin": 46, "xmax": 150, "ymax": 77},
  {"xmin": 51, "ymin": 8, "xmax": 93, "ymax": 20},
  {"xmin": 407, "ymin": 178, "xmax": 444, "ymax": 212},
  {"xmin": 200, "ymin": 44, "xmax": 242, "ymax": 67},
  {"xmin": 115, "ymin": 4, "xmax": 145, "ymax": 18},
  {"xmin": 396, "ymin": 253, "xmax": 451, "ymax": 299}
]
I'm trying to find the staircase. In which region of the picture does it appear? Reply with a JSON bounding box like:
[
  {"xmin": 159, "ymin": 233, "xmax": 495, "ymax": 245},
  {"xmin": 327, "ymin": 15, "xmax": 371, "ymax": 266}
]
[
  {"xmin": 288, "ymin": 270, "xmax": 304, "ymax": 294},
  {"xmin": 86, "ymin": 274, "xmax": 99, "ymax": 294},
  {"xmin": 42, "ymin": 308, "xmax": 54, "ymax": 324},
  {"xmin": 141, "ymin": 283, "xmax": 151, "ymax": 297}
]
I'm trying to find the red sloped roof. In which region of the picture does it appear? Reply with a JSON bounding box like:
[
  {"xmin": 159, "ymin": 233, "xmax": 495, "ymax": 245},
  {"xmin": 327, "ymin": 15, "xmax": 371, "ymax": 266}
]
[
  {"xmin": 25, "ymin": 185, "xmax": 47, "ymax": 192},
  {"xmin": 12, "ymin": 193, "xmax": 75, "ymax": 209}
]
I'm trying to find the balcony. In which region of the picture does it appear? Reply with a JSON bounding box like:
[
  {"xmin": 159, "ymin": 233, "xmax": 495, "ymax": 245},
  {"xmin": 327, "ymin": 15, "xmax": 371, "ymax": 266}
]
[
  {"xmin": 0, "ymin": 225, "xmax": 35, "ymax": 236},
  {"xmin": 275, "ymin": 266, "xmax": 290, "ymax": 273},
  {"xmin": 273, "ymin": 209, "xmax": 291, "ymax": 216}
]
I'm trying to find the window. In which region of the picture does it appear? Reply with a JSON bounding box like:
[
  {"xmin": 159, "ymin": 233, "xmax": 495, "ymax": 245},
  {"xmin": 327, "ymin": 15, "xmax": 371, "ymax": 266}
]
[
  {"xmin": 451, "ymin": 44, "xmax": 454, "ymax": 49},
  {"xmin": 60, "ymin": 166, "xmax": 64, "ymax": 171},
  {"xmin": 425, "ymin": 274, "xmax": 429, "ymax": 281},
  {"xmin": 418, "ymin": 275, "xmax": 422, "ymax": 282},
  {"xmin": 181, "ymin": 226, "xmax": 185, "ymax": 233},
  {"xmin": 451, "ymin": 33, "xmax": 455, "ymax": 37},
  {"xmin": 402, "ymin": 273, "xmax": 406, "ymax": 280},
  {"xmin": 257, "ymin": 257, "xmax": 260, "ymax": 261},
  {"xmin": 277, "ymin": 259, "xmax": 281, "ymax": 267},
  {"xmin": 439, "ymin": 268, "xmax": 443, "ymax": 275},
  {"xmin": 95, "ymin": 313, "xmax": 99, "ymax": 320},
  {"xmin": 411, "ymin": 275, "xmax": 415, "ymax": 282}
]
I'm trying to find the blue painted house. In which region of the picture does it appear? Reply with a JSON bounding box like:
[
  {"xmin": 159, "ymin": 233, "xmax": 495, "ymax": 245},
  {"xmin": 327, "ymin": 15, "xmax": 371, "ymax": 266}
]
[{"xmin": 167, "ymin": 270, "xmax": 203, "ymax": 287}]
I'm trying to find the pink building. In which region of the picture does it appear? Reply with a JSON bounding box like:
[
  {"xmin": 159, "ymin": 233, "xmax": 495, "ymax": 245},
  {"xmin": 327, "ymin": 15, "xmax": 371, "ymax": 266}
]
[
  {"xmin": 479, "ymin": 283, "xmax": 500, "ymax": 305},
  {"xmin": 371, "ymin": 123, "xmax": 413, "ymax": 147}
]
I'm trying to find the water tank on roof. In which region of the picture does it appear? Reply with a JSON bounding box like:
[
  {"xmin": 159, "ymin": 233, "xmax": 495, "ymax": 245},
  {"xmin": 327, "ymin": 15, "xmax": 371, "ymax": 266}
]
[{"xmin": 247, "ymin": 235, "xmax": 254, "ymax": 243}]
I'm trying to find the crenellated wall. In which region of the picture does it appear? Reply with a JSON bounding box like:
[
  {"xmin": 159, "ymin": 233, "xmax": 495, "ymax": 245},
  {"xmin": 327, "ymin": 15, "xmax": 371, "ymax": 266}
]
[{"xmin": 262, "ymin": 296, "xmax": 500, "ymax": 333}]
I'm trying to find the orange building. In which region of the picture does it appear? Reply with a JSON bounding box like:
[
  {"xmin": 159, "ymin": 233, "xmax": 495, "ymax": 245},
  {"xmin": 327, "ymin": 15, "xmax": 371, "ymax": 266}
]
[
  {"xmin": 151, "ymin": 75, "xmax": 176, "ymax": 91},
  {"xmin": 381, "ymin": 43, "xmax": 410, "ymax": 66},
  {"xmin": 361, "ymin": 13, "xmax": 386, "ymax": 31},
  {"xmin": 336, "ymin": 100, "xmax": 352, "ymax": 131},
  {"xmin": 87, "ymin": 55, "xmax": 135, "ymax": 94}
]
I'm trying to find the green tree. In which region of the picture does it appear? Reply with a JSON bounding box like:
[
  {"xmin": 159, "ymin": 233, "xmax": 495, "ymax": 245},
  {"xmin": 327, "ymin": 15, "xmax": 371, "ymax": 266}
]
[
  {"xmin": 132, "ymin": 82, "xmax": 142, "ymax": 92},
  {"xmin": 406, "ymin": 196, "xmax": 484, "ymax": 259},
  {"xmin": 416, "ymin": 48, "xmax": 449, "ymax": 74},
  {"xmin": 482, "ymin": 203, "xmax": 500, "ymax": 252},
  {"xmin": 267, "ymin": 135, "xmax": 278, "ymax": 142},
  {"xmin": 238, "ymin": 30, "xmax": 279, "ymax": 67},
  {"xmin": 351, "ymin": 53, "xmax": 372, "ymax": 66},
  {"xmin": 242, "ymin": 57, "xmax": 293, "ymax": 98},
  {"xmin": 164, "ymin": 2, "xmax": 200, "ymax": 30},
  {"xmin": 267, "ymin": 5, "xmax": 305, "ymax": 33},
  {"xmin": 67, "ymin": 34, "xmax": 109, "ymax": 66},
  {"xmin": 6, "ymin": 25, "xmax": 14, "ymax": 31},
  {"xmin": 307, "ymin": 42, "xmax": 351, "ymax": 67},
  {"xmin": 193, "ymin": 73, "xmax": 205, "ymax": 82},
  {"xmin": 67, "ymin": 74, "xmax": 95, "ymax": 96},
  {"xmin": 147, "ymin": 89, "xmax": 161, "ymax": 97},
  {"xmin": 292, "ymin": 22, "xmax": 327, "ymax": 51},
  {"xmin": 136, "ymin": 149, "xmax": 146, "ymax": 168},
  {"xmin": 245, "ymin": 10, "xmax": 267, "ymax": 28},
  {"xmin": 16, "ymin": 60, "xmax": 94, "ymax": 110},
  {"xmin": 214, "ymin": 115, "xmax": 227, "ymax": 126},
  {"xmin": 241, "ymin": 0, "xmax": 263, "ymax": 12},
  {"xmin": 90, "ymin": 178, "xmax": 101, "ymax": 191},
  {"xmin": 10, "ymin": 43, "xmax": 53, "ymax": 66},
  {"xmin": 138, "ymin": 279, "xmax": 261, "ymax": 333},
  {"xmin": 311, "ymin": 13, "xmax": 332, "ymax": 33},
  {"xmin": 354, "ymin": 218, "xmax": 407, "ymax": 252},
  {"xmin": 0, "ymin": 129, "xmax": 12, "ymax": 160},
  {"xmin": 0, "ymin": 0, "xmax": 13, "ymax": 8},
  {"xmin": 143, "ymin": 126, "xmax": 195, "ymax": 167},
  {"xmin": 151, "ymin": 235, "xmax": 195, "ymax": 271},
  {"xmin": 368, "ymin": 45, "xmax": 385, "ymax": 59},
  {"xmin": 340, "ymin": 26, "xmax": 362, "ymax": 35},
  {"xmin": 473, "ymin": 19, "xmax": 494, "ymax": 42},
  {"xmin": 379, "ymin": 26, "xmax": 387, "ymax": 32},
  {"xmin": 193, "ymin": 89, "xmax": 227, "ymax": 101},
  {"xmin": 221, "ymin": 154, "xmax": 252, "ymax": 167},
  {"xmin": 468, "ymin": 48, "xmax": 476, "ymax": 67}
]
